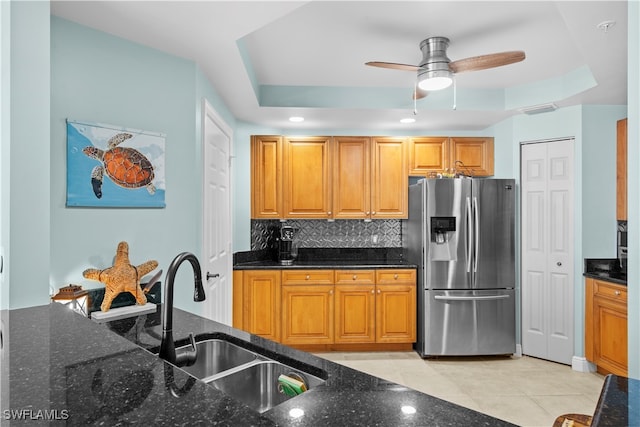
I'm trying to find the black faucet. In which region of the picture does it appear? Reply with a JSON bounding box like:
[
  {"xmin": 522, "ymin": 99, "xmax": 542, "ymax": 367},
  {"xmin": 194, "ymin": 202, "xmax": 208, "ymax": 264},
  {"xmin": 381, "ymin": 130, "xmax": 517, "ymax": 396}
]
[{"xmin": 159, "ymin": 252, "xmax": 206, "ymax": 367}]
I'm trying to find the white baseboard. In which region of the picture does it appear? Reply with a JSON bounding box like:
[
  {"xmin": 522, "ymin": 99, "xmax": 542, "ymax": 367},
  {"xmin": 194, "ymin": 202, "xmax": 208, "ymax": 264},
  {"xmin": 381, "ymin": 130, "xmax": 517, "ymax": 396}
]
[
  {"xmin": 514, "ymin": 344, "xmax": 523, "ymax": 357},
  {"xmin": 572, "ymin": 356, "xmax": 596, "ymax": 373}
]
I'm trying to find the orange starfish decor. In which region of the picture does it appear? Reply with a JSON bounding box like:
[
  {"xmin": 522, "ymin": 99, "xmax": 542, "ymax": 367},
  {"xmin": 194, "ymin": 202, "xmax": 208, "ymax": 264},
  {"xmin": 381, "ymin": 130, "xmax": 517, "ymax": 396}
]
[{"xmin": 83, "ymin": 241, "xmax": 158, "ymax": 312}]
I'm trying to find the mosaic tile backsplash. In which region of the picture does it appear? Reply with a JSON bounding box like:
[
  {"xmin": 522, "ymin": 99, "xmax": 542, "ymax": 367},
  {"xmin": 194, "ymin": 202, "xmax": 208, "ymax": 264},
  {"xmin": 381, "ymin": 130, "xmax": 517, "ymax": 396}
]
[{"xmin": 251, "ymin": 219, "xmax": 402, "ymax": 250}]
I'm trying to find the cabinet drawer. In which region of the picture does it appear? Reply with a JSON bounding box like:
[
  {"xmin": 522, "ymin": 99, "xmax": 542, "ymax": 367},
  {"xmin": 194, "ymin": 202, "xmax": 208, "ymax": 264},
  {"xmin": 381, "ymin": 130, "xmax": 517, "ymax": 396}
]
[
  {"xmin": 335, "ymin": 270, "xmax": 375, "ymax": 285},
  {"xmin": 282, "ymin": 270, "xmax": 334, "ymax": 285},
  {"xmin": 594, "ymin": 280, "xmax": 627, "ymax": 303},
  {"xmin": 376, "ymin": 269, "xmax": 416, "ymax": 284}
]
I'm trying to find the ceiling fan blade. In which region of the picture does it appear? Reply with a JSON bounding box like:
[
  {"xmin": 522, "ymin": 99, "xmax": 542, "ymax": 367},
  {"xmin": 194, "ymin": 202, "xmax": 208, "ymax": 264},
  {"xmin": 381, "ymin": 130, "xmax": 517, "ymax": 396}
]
[
  {"xmin": 449, "ymin": 51, "xmax": 525, "ymax": 74},
  {"xmin": 413, "ymin": 87, "xmax": 428, "ymax": 100},
  {"xmin": 365, "ymin": 61, "xmax": 421, "ymax": 72}
]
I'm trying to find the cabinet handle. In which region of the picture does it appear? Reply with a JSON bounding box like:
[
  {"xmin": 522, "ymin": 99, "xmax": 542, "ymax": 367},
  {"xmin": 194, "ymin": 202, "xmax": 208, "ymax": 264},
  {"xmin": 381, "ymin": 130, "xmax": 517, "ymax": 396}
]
[
  {"xmin": 615, "ymin": 290, "xmax": 621, "ymax": 296},
  {"xmin": 394, "ymin": 274, "xmax": 399, "ymax": 280},
  {"xmin": 352, "ymin": 275, "xmax": 357, "ymax": 280},
  {"xmin": 329, "ymin": 290, "xmax": 333, "ymax": 295},
  {"xmin": 328, "ymin": 212, "xmax": 332, "ymax": 215},
  {"xmin": 305, "ymin": 275, "xmax": 310, "ymax": 280},
  {"xmin": 371, "ymin": 289, "xmax": 375, "ymax": 294},
  {"xmin": 377, "ymin": 289, "xmax": 381, "ymax": 294}
]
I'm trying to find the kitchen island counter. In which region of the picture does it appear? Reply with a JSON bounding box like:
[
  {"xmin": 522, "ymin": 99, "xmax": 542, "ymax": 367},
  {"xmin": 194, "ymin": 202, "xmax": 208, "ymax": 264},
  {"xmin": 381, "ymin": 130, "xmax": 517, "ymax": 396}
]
[{"xmin": 6, "ymin": 302, "xmax": 511, "ymax": 426}]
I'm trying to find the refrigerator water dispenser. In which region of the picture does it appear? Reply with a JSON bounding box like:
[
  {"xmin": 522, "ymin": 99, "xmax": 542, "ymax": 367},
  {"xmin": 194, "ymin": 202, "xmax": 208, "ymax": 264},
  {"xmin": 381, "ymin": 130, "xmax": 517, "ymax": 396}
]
[{"xmin": 431, "ymin": 217, "xmax": 456, "ymax": 244}]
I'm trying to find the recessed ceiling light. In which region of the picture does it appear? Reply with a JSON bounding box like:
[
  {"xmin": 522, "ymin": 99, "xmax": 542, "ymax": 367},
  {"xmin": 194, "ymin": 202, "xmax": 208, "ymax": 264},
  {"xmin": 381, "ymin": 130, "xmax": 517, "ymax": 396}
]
[
  {"xmin": 289, "ymin": 116, "xmax": 304, "ymax": 122},
  {"xmin": 400, "ymin": 117, "xmax": 416, "ymax": 124}
]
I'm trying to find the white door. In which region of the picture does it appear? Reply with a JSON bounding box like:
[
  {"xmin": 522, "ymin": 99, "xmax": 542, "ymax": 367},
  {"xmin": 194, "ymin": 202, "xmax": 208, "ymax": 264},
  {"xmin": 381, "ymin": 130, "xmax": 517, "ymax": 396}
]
[
  {"xmin": 202, "ymin": 99, "xmax": 232, "ymax": 325},
  {"xmin": 521, "ymin": 138, "xmax": 574, "ymax": 365}
]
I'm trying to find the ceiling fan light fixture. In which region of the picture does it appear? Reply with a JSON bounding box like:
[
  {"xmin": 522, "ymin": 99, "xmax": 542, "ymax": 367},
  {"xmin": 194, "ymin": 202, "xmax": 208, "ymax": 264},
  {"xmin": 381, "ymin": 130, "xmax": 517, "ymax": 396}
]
[{"xmin": 417, "ymin": 70, "xmax": 453, "ymax": 91}]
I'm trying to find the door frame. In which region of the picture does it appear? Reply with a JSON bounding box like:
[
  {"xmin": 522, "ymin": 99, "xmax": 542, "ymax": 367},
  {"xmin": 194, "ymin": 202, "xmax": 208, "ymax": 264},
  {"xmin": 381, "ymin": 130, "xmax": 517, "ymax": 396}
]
[{"xmin": 201, "ymin": 98, "xmax": 233, "ymax": 324}]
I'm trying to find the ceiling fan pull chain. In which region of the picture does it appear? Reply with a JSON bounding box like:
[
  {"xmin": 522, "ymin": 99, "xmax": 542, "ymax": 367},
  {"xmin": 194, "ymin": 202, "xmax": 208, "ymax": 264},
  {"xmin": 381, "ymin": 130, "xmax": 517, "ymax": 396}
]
[
  {"xmin": 452, "ymin": 76, "xmax": 457, "ymax": 110},
  {"xmin": 414, "ymin": 81, "xmax": 418, "ymax": 115}
]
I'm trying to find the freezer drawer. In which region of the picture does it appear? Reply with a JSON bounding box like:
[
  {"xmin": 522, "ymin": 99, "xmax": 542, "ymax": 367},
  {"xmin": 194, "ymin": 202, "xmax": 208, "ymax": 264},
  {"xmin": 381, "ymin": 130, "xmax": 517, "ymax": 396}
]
[{"xmin": 418, "ymin": 289, "xmax": 515, "ymax": 357}]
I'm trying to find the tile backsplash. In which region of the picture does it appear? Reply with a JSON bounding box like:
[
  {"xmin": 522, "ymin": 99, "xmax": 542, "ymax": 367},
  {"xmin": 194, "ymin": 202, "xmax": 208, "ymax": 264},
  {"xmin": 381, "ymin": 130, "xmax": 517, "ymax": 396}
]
[{"xmin": 251, "ymin": 219, "xmax": 402, "ymax": 250}]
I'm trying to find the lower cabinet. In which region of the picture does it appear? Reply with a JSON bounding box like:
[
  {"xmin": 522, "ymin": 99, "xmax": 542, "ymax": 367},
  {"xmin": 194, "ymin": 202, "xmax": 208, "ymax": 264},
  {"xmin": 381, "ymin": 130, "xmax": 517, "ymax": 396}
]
[
  {"xmin": 281, "ymin": 270, "xmax": 335, "ymax": 345},
  {"xmin": 334, "ymin": 270, "xmax": 376, "ymax": 343},
  {"xmin": 375, "ymin": 270, "xmax": 417, "ymax": 343},
  {"xmin": 585, "ymin": 277, "xmax": 628, "ymax": 376},
  {"xmin": 235, "ymin": 268, "xmax": 416, "ymax": 349}
]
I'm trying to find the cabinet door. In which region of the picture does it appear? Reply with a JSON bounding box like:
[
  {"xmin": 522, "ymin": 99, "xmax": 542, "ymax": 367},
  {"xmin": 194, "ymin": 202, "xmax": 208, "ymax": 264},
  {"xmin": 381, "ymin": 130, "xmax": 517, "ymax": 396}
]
[
  {"xmin": 242, "ymin": 270, "xmax": 281, "ymax": 341},
  {"xmin": 371, "ymin": 137, "xmax": 407, "ymax": 219},
  {"xmin": 617, "ymin": 118, "xmax": 627, "ymax": 221},
  {"xmin": 251, "ymin": 136, "xmax": 282, "ymax": 218},
  {"xmin": 375, "ymin": 270, "xmax": 417, "ymax": 343},
  {"xmin": 593, "ymin": 279, "xmax": 627, "ymax": 376},
  {"xmin": 408, "ymin": 137, "xmax": 449, "ymax": 176},
  {"xmin": 334, "ymin": 270, "xmax": 376, "ymax": 343},
  {"xmin": 281, "ymin": 284, "xmax": 334, "ymax": 345},
  {"xmin": 449, "ymin": 137, "xmax": 494, "ymax": 176},
  {"xmin": 594, "ymin": 297, "xmax": 627, "ymax": 376},
  {"xmin": 283, "ymin": 136, "xmax": 332, "ymax": 218},
  {"xmin": 333, "ymin": 137, "xmax": 371, "ymax": 219}
]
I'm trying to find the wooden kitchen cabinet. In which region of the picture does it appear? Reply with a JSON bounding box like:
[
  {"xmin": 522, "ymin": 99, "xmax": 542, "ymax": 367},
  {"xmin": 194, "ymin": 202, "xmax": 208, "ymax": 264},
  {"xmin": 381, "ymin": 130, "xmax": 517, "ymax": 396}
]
[
  {"xmin": 616, "ymin": 118, "xmax": 627, "ymax": 221},
  {"xmin": 333, "ymin": 136, "xmax": 408, "ymax": 219},
  {"xmin": 408, "ymin": 136, "xmax": 494, "ymax": 177},
  {"xmin": 585, "ymin": 277, "xmax": 627, "ymax": 376},
  {"xmin": 334, "ymin": 270, "xmax": 376, "ymax": 343},
  {"xmin": 449, "ymin": 137, "xmax": 494, "ymax": 176},
  {"xmin": 283, "ymin": 136, "xmax": 333, "ymax": 218},
  {"xmin": 408, "ymin": 137, "xmax": 450, "ymax": 176},
  {"xmin": 234, "ymin": 270, "xmax": 281, "ymax": 342},
  {"xmin": 281, "ymin": 270, "xmax": 335, "ymax": 345},
  {"xmin": 333, "ymin": 137, "xmax": 371, "ymax": 219},
  {"xmin": 251, "ymin": 136, "xmax": 283, "ymax": 219},
  {"xmin": 371, "ymin": 137, "xmax": 408, "ymax": 218},
  {"xmin": 375, "ymin": 269, "xmax": 417, "ymax": 343}
]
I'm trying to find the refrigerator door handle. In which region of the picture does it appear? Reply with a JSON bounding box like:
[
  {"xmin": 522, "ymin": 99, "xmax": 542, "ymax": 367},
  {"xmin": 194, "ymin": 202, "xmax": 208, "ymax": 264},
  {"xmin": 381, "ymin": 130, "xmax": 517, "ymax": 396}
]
[
  {"xmin": 473, "ymin": 196, "xmax": 479, "ymax": 273},
  {"xmin": 434, "ymin": 294, "xmax": 510, "ymax": 301},
  {"xmin": 466, "ymin": 196, "xmax": 472, "ymax": 273}
]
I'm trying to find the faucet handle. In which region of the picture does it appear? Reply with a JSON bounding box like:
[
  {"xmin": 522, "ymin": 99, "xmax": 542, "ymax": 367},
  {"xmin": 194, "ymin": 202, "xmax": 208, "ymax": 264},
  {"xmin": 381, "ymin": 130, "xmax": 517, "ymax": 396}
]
[{"xmin": 174, "ymin": 333, "xmax": 198, "ymax": 367}]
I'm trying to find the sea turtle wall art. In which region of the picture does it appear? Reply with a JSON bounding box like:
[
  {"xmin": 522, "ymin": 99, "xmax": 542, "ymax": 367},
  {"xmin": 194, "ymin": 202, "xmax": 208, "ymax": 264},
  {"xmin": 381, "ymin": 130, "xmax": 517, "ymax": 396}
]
[{"xmin": 66, "ymin": 120, "xmax": 166, "ymax": 208}]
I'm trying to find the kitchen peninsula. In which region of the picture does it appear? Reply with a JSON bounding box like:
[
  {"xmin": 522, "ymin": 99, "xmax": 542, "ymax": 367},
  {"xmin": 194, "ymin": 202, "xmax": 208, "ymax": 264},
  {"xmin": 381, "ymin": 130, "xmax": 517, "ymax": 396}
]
[{"xmin": 5, "ymin": 302, "xmax": 512, "ymax": 426}]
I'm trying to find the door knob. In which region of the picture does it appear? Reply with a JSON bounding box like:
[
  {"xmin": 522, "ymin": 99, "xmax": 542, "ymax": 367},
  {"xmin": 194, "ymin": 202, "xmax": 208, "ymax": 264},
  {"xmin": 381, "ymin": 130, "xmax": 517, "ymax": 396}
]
[
  {"xmin": 556, "ymin": 262, "xmax": 562, "ymax": 266},
  {"xmin": 206, "ymin": 272, "xmax": 219, "ymax": 280}
]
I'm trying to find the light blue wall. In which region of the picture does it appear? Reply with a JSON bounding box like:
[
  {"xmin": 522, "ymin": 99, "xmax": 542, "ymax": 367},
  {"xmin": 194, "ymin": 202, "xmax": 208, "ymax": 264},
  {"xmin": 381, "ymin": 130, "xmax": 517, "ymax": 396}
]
[
  {"xmin": 49, "ymin": 17, "xmax": 234, "ymax": 316},
  {"xmin": 1, "ymin": 1, "xmax": 51, "ymax": 309}
]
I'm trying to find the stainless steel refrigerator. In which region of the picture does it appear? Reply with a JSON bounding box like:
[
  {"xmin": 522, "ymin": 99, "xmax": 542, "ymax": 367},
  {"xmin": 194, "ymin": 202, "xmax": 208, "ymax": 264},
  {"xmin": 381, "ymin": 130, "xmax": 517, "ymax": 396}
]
[{"xmin": 404, "ymin": 178, "xmax": 516, "ymax": 357}]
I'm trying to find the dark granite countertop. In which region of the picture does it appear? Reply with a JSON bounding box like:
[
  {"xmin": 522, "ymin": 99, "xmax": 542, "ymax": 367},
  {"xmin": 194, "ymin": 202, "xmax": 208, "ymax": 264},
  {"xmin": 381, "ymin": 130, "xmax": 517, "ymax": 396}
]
[
  {"xmin": 234, "ymin": 247, "xmax": 417, "ymax": 270},
  {"xmin": 584, "ymin": 258, "xmax": 627, "ymax": 286},
  {"xmin": 7, "ymin": 302, "xmax": 512, "ymax": 426},
  {"xmin": 591, "ymin": 374, "xmax": 640, "ymax": 427}
]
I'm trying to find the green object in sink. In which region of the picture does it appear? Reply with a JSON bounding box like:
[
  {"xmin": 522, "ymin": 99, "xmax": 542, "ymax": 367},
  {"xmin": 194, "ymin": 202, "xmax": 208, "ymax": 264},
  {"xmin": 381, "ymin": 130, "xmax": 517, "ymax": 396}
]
[{"xmin": 278, "ymin": 374, "xmax": 307, "ymax": 396}]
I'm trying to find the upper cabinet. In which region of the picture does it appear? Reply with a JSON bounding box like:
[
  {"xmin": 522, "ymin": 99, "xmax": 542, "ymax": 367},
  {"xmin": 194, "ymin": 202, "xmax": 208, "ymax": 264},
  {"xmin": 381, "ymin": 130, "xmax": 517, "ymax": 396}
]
[
  {"xmin": 408, "ymin": 137, "xmax": 449, "ymax": 176},
  {"xmin": 616, "ymin": 118, "xmax": 627, "ymax": 221},
  {"xmin": 408, "ymin": 136, "xmax": 494, "ymax": 177},
  {"xmin": 251, "ymin": 134, "xmax": 494, "ymax": 219},
  {"xmin": 333, "ymin": 136, "xmax": 371, "ymax": 219},
  {"xmin": 283, "ymin": 136, "xmax": 333, "ymax": 219},
  {"xmin": 251, "ymin": 136, "xmax": 283, "ymax": 219},
  {"xmin": 371, "ymin": 137, "xmax": 407, "ymax": 219}
]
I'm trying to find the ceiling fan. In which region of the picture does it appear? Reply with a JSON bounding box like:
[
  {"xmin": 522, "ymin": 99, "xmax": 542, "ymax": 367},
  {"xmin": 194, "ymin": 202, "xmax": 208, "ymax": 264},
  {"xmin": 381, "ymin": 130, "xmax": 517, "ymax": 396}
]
[{"xmin": 366, "ymin": 37, "xmax": 525, "ymax": 99}]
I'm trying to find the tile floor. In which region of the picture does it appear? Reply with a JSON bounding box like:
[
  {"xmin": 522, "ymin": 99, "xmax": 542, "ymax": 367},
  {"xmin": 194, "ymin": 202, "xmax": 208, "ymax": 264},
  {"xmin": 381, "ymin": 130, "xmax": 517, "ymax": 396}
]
[{"xmin": 316, "ymin": 351, "xmax": 604, "ymax": 427}]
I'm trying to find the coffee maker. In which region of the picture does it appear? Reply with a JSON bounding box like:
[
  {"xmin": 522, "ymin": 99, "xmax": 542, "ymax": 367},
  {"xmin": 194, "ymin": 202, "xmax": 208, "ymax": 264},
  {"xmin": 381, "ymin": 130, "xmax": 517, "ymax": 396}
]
[{"xmin": 278, "ymin": 225, "xmax": 297, "ymax": 265}]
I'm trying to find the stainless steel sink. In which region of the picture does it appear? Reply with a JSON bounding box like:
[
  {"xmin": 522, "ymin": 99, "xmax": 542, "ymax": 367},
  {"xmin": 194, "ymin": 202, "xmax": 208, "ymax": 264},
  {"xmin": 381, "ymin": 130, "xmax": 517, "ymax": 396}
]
[
  {"xmin": 176, "ymin": 339, "xmax": 258, "ymax": 382},
  {"xmin": 209, "ymin": 360, "xmax": 326, "ymax": 413},
  {"xmin": 175, "ymin": 336, "xmax": 326, "ymax": 413}
]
